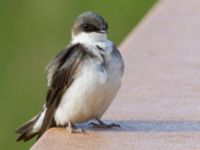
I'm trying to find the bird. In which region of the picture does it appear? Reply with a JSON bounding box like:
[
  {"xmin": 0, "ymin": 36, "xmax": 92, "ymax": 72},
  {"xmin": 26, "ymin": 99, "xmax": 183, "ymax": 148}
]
[{"xmin": 16, "ymin": 11, "xmax": 124, "ymax": 142}]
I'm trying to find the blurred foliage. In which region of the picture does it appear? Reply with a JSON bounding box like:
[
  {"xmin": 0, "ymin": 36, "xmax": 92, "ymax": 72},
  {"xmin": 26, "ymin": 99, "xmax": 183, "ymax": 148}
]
[{"xmin": 0, "ymin": 0, "xmax": 156, "ymax": 149}]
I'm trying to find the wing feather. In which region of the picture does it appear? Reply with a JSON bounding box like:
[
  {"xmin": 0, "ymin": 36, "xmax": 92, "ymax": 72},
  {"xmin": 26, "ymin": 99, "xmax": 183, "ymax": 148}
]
[{"xmin": 38, "ymin": 44, "xmax": 86, "ymax": 138}]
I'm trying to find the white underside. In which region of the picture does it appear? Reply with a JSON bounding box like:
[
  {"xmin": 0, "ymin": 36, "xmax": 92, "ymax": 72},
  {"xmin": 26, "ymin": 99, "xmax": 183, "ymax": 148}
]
[
  {"xmin": 54, "ymin": 58, "xmax": 121, "ymax": 125},
  {"xmin": 33, "ymin": 32, "xmax": 122, "ymax": 129},
  {"xmin": 33, "ymin": 109, "xmax": 46, "ymax": 132}
]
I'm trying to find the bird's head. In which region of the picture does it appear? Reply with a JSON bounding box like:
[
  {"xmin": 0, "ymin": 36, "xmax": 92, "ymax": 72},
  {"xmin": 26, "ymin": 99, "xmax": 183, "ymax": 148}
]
[{"xmin": 71, "ymin": 11, "xmax": 108, "ymax": 43}]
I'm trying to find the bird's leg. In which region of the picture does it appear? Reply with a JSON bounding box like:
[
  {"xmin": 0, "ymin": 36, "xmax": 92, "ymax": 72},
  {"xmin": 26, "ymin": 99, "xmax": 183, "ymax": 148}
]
[
  {"xmin": 90, "ymin": 118, "xmax": 121, "ymax": 129},
  {"xmin": 66, "ymin": 121, "xmax": 85, "ymax": 133}
]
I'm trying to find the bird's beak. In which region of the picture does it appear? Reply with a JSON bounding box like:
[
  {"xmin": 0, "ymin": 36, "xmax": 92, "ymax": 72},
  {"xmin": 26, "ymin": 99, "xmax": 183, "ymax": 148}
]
[{"xmin": 97, "ymin": 30, "xmax": 107, "ymax": 34}]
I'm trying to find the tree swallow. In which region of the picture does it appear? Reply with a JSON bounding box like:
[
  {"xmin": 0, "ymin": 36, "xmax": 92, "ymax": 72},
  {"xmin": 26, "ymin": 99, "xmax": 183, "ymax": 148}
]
[{"xmin": 16, "ymin": 11, "xmax": 124, "ymax": 142}]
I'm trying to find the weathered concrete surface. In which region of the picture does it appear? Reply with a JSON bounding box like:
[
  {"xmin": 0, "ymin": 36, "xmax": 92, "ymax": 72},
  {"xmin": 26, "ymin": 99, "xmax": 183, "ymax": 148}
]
[{"xmin": 31, "ymin": 0, "xmax": 200, "ymax": 149}]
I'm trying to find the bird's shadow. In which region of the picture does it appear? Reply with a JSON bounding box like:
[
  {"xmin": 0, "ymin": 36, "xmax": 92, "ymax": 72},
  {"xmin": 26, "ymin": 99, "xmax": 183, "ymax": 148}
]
[{"xmin": 77, "ymin": 120, "xmax": 200, "ymax": 132}]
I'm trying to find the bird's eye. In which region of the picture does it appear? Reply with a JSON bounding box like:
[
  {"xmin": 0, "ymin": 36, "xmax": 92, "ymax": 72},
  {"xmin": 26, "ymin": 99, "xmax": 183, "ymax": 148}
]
[
  {"xmin": 82, "ymin": 24, "xmax": 88, "ymax": 29},
  {"xmin": 81, "ymin": 24, "xmax": 98, "ymax": 32}
]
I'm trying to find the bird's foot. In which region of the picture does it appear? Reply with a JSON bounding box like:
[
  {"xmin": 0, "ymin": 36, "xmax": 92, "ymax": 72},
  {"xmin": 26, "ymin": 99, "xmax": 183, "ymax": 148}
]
[
  {"xmin": 66, "ymin": 126, "xmax": 85, "ymax": 133},
  {"xmin": 90, "ymin": 118, "xmax": 121, "ymax": 129},
  {"xmin": 66, "ymin": 121, "xmax": 85, "ymax": 134}
]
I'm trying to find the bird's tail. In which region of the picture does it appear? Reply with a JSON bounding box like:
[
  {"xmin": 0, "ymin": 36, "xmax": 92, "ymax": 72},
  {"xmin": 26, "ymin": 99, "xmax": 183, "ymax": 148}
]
[
  {"xmin": 16, "ymin": 109, "xmax": 46, "ymax": 142},
  {"xmin": 15, "ymin": 115, "xmax": 39, "ymax": 142}
]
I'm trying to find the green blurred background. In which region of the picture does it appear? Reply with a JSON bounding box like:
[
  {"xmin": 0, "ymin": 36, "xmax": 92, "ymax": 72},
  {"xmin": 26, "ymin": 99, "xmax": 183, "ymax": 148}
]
[{"xmin": 0, "ymin": 0, "xmax": 156, "ymax": 149}]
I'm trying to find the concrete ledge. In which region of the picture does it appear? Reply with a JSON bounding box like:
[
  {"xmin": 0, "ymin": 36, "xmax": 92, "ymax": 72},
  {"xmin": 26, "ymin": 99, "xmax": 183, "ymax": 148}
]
[{"xmin": 31, "ymin": 0, "xmax": 200, "ymax": 149}]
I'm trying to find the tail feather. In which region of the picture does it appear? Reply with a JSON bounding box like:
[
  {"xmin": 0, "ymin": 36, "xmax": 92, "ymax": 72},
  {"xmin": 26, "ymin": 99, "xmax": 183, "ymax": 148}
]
[
  {"xmin": 16, "ymin": 131, "xmax": 38, "ymax": 142},
  {"xmin": 16, "ymin": 116, "xmax": 37, "ymax": 133},
  {"xmin": 16, "ymin": 115, "xmax": 39, "ymax": 142}
]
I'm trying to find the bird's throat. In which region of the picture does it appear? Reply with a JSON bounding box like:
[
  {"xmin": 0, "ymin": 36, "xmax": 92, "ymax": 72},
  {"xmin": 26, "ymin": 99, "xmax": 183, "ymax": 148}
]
[{"xmin": 71, "ymin": 32, "xmax": 108, "ymax": 45}]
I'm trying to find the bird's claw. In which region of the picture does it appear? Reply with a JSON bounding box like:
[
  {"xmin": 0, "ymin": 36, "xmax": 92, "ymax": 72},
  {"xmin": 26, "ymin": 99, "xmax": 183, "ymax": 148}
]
[
  {"xmin": 89, "ymin": 122, "xmax": 121, "ymax": 129},
  {"xmin": 66, "ymin": 121, "xmax": 85, "ymax": 134}
]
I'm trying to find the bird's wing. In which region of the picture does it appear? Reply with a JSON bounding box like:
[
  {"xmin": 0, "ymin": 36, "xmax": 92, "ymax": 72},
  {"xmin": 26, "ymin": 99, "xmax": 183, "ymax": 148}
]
[
  {"xmin": 112, "ymin": 45, "xmax": 124, "ymax": 75},
  {"xmin": 38, "ymin": 44, "xmax": 87, "ymax": 138}
]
